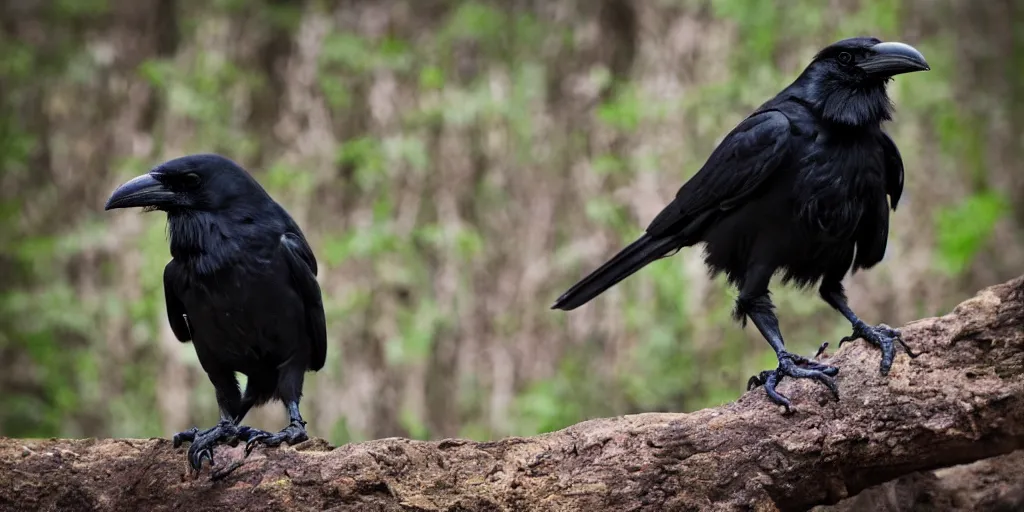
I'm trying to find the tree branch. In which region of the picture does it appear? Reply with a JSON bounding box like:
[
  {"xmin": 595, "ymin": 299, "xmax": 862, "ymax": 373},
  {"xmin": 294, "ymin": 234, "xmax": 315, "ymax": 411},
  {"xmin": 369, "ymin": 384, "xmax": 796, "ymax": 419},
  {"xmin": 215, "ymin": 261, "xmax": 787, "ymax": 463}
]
[
  {"xmin": 2, "ymin": 276, "xmax": 1022, "ymax": 512},
  {"xmin": 818, "ymin": 449, "xmax": 1024, "ymax": 511}
]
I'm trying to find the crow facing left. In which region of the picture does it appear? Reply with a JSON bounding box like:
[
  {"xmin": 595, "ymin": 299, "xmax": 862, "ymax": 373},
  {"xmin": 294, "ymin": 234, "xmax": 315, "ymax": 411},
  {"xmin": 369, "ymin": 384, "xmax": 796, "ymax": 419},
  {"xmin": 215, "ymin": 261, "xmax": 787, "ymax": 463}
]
[{"xmin": 104, "ymin": 154, "xmax": 327, "ymax": 474}]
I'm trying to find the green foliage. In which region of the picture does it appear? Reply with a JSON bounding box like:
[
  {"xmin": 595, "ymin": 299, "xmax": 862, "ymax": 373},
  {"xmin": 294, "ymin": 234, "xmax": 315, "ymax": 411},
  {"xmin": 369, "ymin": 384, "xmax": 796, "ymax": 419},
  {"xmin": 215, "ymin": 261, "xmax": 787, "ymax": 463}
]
[
  {"xmin": 419, "ymin": 65, "xmax": 446, "ymax": 90},
  {"xmin": 52, "ymin": 0, "xmax": 110, "ymax": 18},
  {"xmin": 330, "ymin": 416, "xmax": 353, "ymax": 445},
  {"xmin": 592, "ymin": 154, "xmax": 626, "ymax": 176},
  {"xmin": 261, "ymin": 2, "xmax": 304, "ymax": 31},
  {"xmin": 140, "ymin": 50, "xmax": 261, "ymax": 158},
  {"xmin": 385, "ymin": 299, "xmax": 445, "ymax": 365},
  {"xmin": 893, "ymin": 36, "xmax": 1010, "ymax": 277},
  {"xmin": 0, "ymin": 19, "xmax": 132, "ymax": 437},
  {"xmin": 0, "ymin": 42, "xmax": 37, "ymax": 176},
  {"xmin": 584, "ymin": 197, "xmax": 633, "ymax": 234},
  {"xmin": 0, "ymin": 286, "xmax": 90, "ymax": 436},
  {"xmin": 597, "ymin": 85, "xmax": 644, "ymax": 132},
  {"xmin": 711, "ymin": 1, "xmax": 780, "ymax": 65},
  {"xmin": 934, "ymin": 191, "xmax": 1009, "ymax": 275},
  {"xmin": 318, "ymin": 32, "xmax": 415, "ymax": 110},
  {"xmin": 513, "ymin": 351, "xmax": 613, "ymax": 435},
  {"xmin": 400, "ymin": 408, "xmax": 431, "ymax": 440},
  {"xmin": 0, "ymin": 41, "xmax": 34, "ymax": 79},
  {"xmin": 320, "ymin": 34, "xmax": 414, "ymax": 75},
  {"xmin": 440, "ymin": 2, "xmax": 507, "ymax": 50},
  {"xmin": 834, "ymin": 0, "xmax": 899, "ymax": 37}
]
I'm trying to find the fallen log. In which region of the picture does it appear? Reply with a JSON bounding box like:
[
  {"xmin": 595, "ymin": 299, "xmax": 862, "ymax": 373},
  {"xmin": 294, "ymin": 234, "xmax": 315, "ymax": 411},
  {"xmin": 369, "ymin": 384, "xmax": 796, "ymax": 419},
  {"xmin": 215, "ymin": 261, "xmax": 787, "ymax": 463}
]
[{"xmin": 1, "ymin": 275, "xmax": 1022, "ymax": 512}]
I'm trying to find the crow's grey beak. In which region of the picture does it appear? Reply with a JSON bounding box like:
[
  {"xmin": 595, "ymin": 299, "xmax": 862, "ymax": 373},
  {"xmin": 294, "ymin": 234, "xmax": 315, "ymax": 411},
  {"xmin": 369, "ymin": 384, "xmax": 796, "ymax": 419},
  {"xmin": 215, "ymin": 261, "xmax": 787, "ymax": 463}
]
[
  {"xmin": 104, "ymin": 173, "xmax": 174, "ymax": 210},
  {"xmin": 861, "ymin": 41, "xmax": 930, "ymax": 77}
]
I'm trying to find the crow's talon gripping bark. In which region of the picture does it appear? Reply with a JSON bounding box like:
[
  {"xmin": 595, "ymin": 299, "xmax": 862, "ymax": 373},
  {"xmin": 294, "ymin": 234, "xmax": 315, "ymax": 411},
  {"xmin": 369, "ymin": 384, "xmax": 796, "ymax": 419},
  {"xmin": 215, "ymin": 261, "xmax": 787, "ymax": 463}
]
[
  {"xmin": 838, "ymin": 322, "xmax": 918, "ymax": 376},
  {"xmin": 747, "ymin": 352, "xmax": 840, "ymax": 413},
  {"xmin": 244, "ymin": 420, "xmax": 309, "ymax": 457},
  {"xmin": 172, "ymin": 427, "xmax": 200, "ymax": 448},
  {"xmin": 186, "ymin": 421, "xmax": 235, "ymax": 475},
  {"xmin": 235, "ymin": 425, "xmax": 272, "ymax": 443},
  {"xmin": 173, "ymin": 421, "xmax": 268, "ymax": 475}
]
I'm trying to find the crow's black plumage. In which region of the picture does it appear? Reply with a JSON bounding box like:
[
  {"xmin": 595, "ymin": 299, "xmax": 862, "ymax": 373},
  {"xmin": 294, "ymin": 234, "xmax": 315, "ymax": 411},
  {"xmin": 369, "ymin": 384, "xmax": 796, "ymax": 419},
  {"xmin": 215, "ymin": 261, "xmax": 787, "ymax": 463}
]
[
  {"xmin": 105, "ymin": 154, "xmax": 326, "ymax": 472},
  {"xmin": 552, "ymin": 37, "xmax": 930, "ymax": 411}
]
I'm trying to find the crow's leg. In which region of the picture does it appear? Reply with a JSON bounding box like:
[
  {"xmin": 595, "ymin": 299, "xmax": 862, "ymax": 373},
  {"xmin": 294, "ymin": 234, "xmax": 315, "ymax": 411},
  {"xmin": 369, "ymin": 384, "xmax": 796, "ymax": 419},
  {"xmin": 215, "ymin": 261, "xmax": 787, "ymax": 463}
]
[
  {"xmin": 738, "ymin": 266, "xmax": 839, "ymax": 412},
  {"xmin": 244, "ymin": 402, "xmax": 309, "ymax": 456},
  {"xmin": 171, "ymin": 369, "xmax": 264, "ymax": 475},
  {"xmin": 245, "ymin": 363, "xmax": 310, "ymax": 456},
  {"xmin": 229, "ymin": 374, "xmax": 279, "ymax": 443},
  {"xmin": 819, "ymin": 280, "xmax": 919, "ymax": 376}
]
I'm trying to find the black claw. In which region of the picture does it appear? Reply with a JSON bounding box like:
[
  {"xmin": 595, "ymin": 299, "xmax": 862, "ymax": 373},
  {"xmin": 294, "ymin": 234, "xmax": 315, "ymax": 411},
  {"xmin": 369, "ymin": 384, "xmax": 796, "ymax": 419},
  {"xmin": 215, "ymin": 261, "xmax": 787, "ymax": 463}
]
[
  {"xmin": 747, "ymin": 370, "xmax": 772, "ymax": 391},
  {"xmin": 813, "ymin": 341, "xmax": 830, "ymax": 359},
  {"xmin": 173, "ymin": 420, "xmax": 257, "ymax": 476},
  {"xmin": 244, "ymin": 421, "xmax": 309, "ymax": 457},
  {"xmin": 747, "ymin": 352, "xmax": 840, "ymax": 412},
  {"xmin": 793, "ymin": 351, "xmax": 839, "ymax": 375},
  {"xmin": 239, "ymin": 427, "xmax": 274, "ymax": 457},
  {"xmin": 192, "ymin": 447, "xmax": 212, "ymax": 471},
  {"xmin": 244, "ymin": 436, "xmax": 264, "ymax": 457},
  {"xmin": 815, "ymin": 365, "xmax": 840, "ymax": 377},
  {"xmin": 188, "ymin": 444, "xmax": 207, "ymax": 470},
  {"xmin": 172, "ymin": 427, "xmax": 199, "ymax": 448},
  {"xmin": 897, "ymin": 336, "xmax": 921, "ymax": 358},
  {"xmin": 761, "ymin": 371, "xmax": 792, "ymax": 413},
  {"xmin": 186, "ymin": 443, "xmax": 205, "ymax": 472},
  {"xmin": 839, "ymin": 322, "xmax": 916, "ymax": 375}
]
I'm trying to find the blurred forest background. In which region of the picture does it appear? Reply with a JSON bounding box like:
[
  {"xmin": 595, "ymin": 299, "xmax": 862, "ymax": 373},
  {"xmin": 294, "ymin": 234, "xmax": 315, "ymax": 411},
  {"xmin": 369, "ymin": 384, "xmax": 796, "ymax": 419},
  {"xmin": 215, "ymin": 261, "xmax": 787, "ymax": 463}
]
[{"xmin": 0, "ymin": 0, "xmax": 1021, "ymax": 446}]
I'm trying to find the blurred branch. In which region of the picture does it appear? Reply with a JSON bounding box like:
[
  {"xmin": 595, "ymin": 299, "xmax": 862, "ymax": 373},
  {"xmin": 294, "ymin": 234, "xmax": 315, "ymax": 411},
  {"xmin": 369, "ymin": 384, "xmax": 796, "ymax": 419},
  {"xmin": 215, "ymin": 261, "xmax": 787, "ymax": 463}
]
[
  {"xmin": 817, "ymin": 450, "xmax": 1024, "ymax": 512},
  {"xmin": 1, "ymin": 275, "xmax": 1023, "ymax": 512}
]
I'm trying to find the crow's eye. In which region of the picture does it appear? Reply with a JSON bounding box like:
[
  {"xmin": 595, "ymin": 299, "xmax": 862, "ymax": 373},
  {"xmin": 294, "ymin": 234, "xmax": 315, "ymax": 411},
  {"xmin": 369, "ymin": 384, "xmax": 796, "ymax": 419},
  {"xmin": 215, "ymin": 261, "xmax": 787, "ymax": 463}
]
[
  {"xmin": 837, "ymin": 52, "xmax": 853, "ymax": 64},
  {"xmin": 182, "ymin": 172, "xmax": 201, "ymax": 188}
]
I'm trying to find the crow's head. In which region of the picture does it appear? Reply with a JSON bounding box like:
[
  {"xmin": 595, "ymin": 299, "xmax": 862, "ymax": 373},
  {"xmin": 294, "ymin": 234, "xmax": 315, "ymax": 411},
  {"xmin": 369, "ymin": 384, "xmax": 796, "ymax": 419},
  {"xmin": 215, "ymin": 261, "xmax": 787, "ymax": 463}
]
[
  {"xmin": 810, "ymin": 37, "xmax": 930, "ymax": 81},
  {"xmin": 104, "ymin": 154, "xmax": 268, "ymax": 213},
  {"xmin": 796, "ymin": 37, "xmax": 930, "ymax": 126}
]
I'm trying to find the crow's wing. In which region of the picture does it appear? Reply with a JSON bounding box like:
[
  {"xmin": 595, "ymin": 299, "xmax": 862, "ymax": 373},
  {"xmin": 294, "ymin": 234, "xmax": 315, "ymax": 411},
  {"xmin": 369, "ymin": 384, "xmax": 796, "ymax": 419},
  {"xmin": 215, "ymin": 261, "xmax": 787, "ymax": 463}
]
[
  {"xmin": 279, "ymin": 232, "xmax": 327, "ymax": 371},
  {"xmin": 852, "ymin": 129, "xmax": 905, "ymax": 270},
  {"xmin": 163, "ymin": 260, "xmax": 193, "ymax": 342},
  {"xmin": 852, "ymin": 190, "xmax": 890, "ymax": 271},
  {"xmin": 646, "ymin": 110, "xmax": 793, "ymax": 239},
  {"xmin": 878, "ymin": 130, "xmax": 905, "ymax": 210}
]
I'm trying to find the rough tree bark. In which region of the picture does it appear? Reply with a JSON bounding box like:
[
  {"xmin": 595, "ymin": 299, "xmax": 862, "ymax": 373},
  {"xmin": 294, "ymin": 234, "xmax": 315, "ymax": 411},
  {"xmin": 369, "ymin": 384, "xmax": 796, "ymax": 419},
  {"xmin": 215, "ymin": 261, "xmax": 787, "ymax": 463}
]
[{"xmin": 1, "ymin": 275, "xmax": 1022, "ymax": 512}]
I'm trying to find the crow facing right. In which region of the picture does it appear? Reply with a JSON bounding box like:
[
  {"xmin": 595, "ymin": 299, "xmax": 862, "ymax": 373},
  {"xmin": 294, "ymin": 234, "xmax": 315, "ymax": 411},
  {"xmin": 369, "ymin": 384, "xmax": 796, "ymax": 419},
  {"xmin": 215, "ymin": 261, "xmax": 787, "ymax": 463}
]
[{"xmin": 552, "ymin": 37, "xmax": 930, "ymax": 411}]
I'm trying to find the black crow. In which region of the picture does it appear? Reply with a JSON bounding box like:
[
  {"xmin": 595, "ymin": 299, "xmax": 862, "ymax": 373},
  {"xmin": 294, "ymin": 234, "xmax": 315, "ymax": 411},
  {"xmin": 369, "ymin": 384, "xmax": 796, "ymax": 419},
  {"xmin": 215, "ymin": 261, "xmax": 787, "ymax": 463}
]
[
  {"xmin": 105, "ymin": 154, "xmax": 326, "ymax": 472},
  {"xmin": 552, "ymin": 37, "xmax": 930, "ymax": 411}
]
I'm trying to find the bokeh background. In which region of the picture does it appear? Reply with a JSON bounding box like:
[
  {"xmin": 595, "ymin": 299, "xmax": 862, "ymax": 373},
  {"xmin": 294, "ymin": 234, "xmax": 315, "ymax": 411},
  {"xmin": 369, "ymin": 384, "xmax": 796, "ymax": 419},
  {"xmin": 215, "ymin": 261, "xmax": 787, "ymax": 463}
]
[{"xmin": 1, "ymin": 0, "xmax": 1021, "ymax": 445}]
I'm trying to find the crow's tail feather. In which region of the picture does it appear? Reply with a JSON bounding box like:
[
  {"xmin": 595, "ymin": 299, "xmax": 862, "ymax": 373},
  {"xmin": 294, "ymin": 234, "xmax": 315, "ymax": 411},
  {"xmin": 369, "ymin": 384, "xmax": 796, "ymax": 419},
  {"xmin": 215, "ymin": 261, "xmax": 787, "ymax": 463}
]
[{"xmin": 551, "ymin": 234, "xmax": 679, "ymax": 311}]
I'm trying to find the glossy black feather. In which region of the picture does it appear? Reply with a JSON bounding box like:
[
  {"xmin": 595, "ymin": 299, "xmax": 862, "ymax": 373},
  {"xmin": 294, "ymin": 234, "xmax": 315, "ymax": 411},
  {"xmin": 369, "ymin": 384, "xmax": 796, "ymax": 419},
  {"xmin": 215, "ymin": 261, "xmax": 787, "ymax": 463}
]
[
  {"xmin": 163, "ymin": 261, "xmax": 192, "ymax": 342},
  {"xmin": 554, "ymin": 35, "xmax": 910, "ymax": 312},
  {"xmin": 879, "ymin": 130, "xmax": 905, "ymax": 210},
  {"xmin": 280, "ymin": 232, "xmax": 327, "ymax": 371},
  {"xmin": 153, "ymin": 154, "xmax": 325, "ymax": 418}
]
